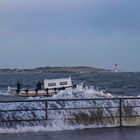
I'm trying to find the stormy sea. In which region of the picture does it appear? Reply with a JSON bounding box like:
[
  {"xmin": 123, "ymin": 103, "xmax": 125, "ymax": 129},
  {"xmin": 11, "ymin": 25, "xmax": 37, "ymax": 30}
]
[{"xmin": 0, "ymin": 71, "xmax": 140, "ymax": 135}]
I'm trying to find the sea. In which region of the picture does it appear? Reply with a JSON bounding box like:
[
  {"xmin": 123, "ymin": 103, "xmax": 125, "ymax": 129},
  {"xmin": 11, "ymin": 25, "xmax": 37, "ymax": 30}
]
[
  {"xmin": 1, "ymin": 71, "xmax": 140, "ymax": 97},
  {"xmin": 0, "ymin": 71, "xmax": 140, "ymax": 134}
]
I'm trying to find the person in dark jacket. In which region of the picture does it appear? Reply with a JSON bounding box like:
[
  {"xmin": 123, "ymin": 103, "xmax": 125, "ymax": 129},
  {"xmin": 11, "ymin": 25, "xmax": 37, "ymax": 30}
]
[
  {"xmin": 36, "ymin": 81, "xmax": 42, "ymax": 90},
  {"xmin": 16, "ymin": 81, "xmax": 21, "ymax": 94},
  {"xmin": 35, "ymin": 81, "xmax": 42, "ymax": 94}
]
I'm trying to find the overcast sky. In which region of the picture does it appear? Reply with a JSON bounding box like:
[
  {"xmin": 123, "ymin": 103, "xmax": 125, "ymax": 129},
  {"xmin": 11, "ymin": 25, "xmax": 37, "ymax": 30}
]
[{"xmin": 0, "ymin": 0, "xmax": 140, "ymax": 71}]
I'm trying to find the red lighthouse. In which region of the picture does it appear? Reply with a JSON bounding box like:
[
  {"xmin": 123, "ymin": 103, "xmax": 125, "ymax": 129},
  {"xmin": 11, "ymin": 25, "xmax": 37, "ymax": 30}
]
[{"xmin": 114, "ymin": 64, "xmax": 119, "ymax": 72}]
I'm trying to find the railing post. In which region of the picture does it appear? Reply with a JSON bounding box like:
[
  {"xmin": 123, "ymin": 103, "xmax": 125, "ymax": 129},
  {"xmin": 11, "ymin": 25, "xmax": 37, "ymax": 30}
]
[
  {"xmin": 119, "ymin": 99, "xmax": 122, "ymax": 127},
  {"xmin": 45, "ymin": 100, "xmax": 48, "ymax": 120}
]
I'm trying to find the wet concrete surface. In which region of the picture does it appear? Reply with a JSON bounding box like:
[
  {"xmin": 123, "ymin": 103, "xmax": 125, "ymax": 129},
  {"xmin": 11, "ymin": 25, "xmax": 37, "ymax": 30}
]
[{"xmin": 0, "ymin": 127, "xmax": 140, "ymax": 140}]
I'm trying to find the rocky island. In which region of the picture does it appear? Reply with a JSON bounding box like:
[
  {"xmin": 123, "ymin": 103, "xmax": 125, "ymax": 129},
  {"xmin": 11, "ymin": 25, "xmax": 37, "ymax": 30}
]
[{"xmin": 0, "ymin": 66, "xmax": 110, "ymax": 73}]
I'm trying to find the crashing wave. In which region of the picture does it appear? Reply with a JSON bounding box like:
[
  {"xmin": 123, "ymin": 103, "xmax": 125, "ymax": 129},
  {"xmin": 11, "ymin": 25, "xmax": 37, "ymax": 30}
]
[{"xmin": 0, "ymin": 86, "xmax": 139, "ymax": 134}]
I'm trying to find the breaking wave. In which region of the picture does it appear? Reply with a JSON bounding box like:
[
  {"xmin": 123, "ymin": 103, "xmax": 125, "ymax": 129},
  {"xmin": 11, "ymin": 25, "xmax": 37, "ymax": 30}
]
[{"xmin": 0, "ymin": 85, "xmax": 139, "ymax": 134}]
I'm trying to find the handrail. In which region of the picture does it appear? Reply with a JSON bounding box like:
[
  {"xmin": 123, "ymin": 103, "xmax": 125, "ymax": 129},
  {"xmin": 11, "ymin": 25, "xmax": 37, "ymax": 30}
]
[
  {"xmin": 0, "ymin": 96, "xmax": 140, "ymax": 103},
  {"xmin": 0, "ymin": 97, "xmax": 140, "ymax": 127}
]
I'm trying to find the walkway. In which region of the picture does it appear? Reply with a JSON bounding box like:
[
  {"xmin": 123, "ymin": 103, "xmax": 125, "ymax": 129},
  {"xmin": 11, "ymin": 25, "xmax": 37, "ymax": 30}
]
[{"xmin": 0, "ymin": 127, "xmax": 140, "ymax": 140}]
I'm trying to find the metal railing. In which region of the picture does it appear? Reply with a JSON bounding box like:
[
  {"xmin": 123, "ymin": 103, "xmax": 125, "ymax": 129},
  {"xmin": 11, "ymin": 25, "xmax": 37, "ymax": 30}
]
[{"xmin": 0, "ymin": 97, "xmax": 140, "ymax": 127}]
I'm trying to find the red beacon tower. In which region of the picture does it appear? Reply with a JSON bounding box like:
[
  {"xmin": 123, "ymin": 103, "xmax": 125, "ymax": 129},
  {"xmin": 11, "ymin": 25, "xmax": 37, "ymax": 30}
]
[{"xmin": 114, "ymin": 64, "xmax": 119, "ymax": 72}]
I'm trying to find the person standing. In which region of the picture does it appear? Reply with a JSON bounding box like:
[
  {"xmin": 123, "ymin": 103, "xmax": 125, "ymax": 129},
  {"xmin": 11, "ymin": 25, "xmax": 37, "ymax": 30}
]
[
  {"xmin": 35, "ymin": 81, "xmax": 42, "ymax": 95},
  {"xmin": 36, "ymin": 81, "xmax": 42, "ymax": 90},
  {"xmin": 17, "ymin": 81, "xmax": 21, "ymax": 94}
]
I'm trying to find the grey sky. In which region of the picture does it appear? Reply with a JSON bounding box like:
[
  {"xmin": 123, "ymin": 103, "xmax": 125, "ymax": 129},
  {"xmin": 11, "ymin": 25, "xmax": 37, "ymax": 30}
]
[{"xmin": 0, "ymin": 0, "xmax": 140, "ymax": 71}]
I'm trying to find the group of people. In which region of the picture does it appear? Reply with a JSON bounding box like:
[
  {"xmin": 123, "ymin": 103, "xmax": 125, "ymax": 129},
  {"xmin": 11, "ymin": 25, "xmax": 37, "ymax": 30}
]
[{"xmin": 16, "ymin": 81, "xmax": 43, "ymax": 94}]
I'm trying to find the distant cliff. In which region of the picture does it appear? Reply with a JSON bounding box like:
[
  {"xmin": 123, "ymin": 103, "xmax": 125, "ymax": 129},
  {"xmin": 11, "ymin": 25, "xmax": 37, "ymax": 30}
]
[{"xmin": 0, "ymin": 66, "xmax": 110, "ymax": 73}]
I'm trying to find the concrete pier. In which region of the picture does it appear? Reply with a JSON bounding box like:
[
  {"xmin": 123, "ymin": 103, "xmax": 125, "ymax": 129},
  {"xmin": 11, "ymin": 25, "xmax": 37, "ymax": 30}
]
[{"xmin": 0, "ymin": 127, "xmax": 140, "ymax": 140}]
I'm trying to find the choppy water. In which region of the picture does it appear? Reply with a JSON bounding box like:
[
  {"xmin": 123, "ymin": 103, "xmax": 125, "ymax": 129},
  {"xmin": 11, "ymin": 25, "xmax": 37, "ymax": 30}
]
[
  {"xmin": 0, "ymin": 71, "xmax": 140, "ymax": 97},
  {"xmin": 0, "ymin": 71, "xmax": 140, "ymax": 134}
]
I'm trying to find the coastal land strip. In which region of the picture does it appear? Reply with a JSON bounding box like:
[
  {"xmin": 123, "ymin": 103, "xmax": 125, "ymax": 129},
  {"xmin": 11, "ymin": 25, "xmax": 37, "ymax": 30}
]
[{"xmin": 0, "ymin": 66, "xmax": 110, "ymax": 73}]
